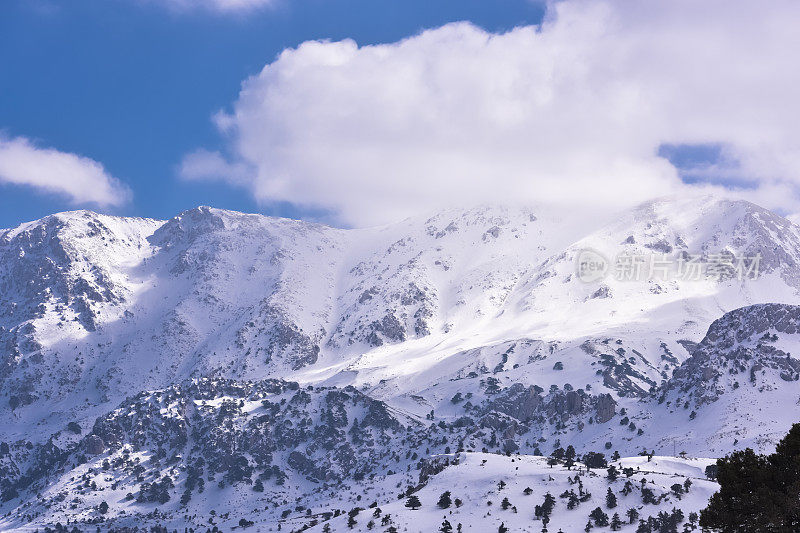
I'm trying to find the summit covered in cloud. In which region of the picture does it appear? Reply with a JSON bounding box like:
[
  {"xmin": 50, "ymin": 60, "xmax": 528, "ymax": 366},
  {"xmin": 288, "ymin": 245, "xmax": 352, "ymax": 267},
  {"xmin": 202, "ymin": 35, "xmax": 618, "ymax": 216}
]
[{"xmin": 182, "ymin": 0, "xmax": 800, "ymax": 226}]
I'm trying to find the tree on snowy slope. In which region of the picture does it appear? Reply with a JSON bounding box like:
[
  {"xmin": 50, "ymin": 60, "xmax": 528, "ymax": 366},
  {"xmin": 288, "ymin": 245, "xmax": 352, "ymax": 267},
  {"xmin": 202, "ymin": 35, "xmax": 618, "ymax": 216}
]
[
  {"xmin": 438, "ymin": 491, "xmax": 452, "ymax": 509},
  {"xmin": 701, "ymin": 422, "xmax": 800, "ymax": 532},
  {"xmin": 583, "ymin": 452, "xmax": 607, "ymax": 469},
  {"xmin": 606, "ymin": 487, "xmax": 617, "ymax": 508},
  {"xmin": 535, "ymin": 492, "xmax": 556, "ymax": 521},
  {"xmin": 590, "ymin": 507, "xmax": 609, "ymax": 527},
  {"xmin": 405, "ymin": 495, "xmax": 422, "ymax": 510}
]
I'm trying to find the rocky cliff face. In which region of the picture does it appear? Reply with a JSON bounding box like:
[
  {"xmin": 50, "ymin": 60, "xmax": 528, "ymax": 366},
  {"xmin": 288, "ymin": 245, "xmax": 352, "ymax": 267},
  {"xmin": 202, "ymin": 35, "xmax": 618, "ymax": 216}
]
[
  {"xmin": 661, "ymin": 304, "xmax": 800, "ymax": 406},
  {"xmin": 0, "ymin": 211, "xmax": 161, "ymax": 409}
]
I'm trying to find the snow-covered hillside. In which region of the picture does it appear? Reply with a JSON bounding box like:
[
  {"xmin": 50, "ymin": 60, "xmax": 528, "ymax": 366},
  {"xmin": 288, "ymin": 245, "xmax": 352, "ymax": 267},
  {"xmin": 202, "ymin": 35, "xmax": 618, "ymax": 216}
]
[
  {"xmin": 1, "ymin": 196, "xmax": 799, "ymax": 530},
  {"xmin": 314, "ymin": 453, "xmax": 718, "ymax": 533},
  {"xmin": 0, "ymin": 374, "xmax": 720, "ymax": 532}
]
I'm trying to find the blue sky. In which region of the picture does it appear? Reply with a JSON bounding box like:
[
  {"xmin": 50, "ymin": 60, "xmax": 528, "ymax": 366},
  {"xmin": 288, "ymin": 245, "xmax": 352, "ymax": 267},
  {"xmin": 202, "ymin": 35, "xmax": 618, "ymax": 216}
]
[
  {"xmin": 2, "ymin": 0, "xmax": 800, "ymax": 229},
  {"xmin": 0, "ymin": 0, "xmax": 544, "ymax": 228}
]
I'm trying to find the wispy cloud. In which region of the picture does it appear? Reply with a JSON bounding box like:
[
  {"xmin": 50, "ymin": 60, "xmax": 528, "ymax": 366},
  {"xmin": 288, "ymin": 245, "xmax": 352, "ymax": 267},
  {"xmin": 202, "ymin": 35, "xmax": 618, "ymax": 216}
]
[
  {"xmin": 140, "ymin": 0, "xmax": 277, "ymax": 13},
  {"xmin": 0, "ymin": 135, "xmax": 131, "ymax": 207},
  {"xmin": 182, "ymin": 0, "xmax": 800, "ymax": 226},
  {"xmin": 180, "ymin": 148, "xmax": 253, "ymax": 185}
]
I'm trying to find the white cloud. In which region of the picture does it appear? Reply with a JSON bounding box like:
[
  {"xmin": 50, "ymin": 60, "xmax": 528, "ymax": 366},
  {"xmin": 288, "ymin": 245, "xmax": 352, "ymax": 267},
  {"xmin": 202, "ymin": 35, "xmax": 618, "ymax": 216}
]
[
  {"xmin": 180, "ymin": 148, "xmax": 254, "ymax": 186},
  {"xmin": 0, "ymin": 135, "xmax": 131, "ymax": 207},
  {"xmin": 183, "ymin": 0, "xmax": 800, "ymax": 226}
]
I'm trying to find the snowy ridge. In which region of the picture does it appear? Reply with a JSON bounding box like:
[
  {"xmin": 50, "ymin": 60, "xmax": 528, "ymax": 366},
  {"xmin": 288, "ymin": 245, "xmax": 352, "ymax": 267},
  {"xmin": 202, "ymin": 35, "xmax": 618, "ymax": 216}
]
[{"xmin": 1, "ymin": 196, "xmax": 800, "ymax": 530}]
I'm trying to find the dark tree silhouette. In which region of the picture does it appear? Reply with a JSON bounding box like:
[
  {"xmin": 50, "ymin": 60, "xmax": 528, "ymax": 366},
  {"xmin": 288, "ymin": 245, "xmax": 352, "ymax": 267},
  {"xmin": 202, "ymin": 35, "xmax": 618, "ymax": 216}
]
[
  {"xmin": 405, "ymin": 495, "xmax": 422, "ymax": 510},
  {"xmin": 606, "ymin": 487, "xmax": 617, "ymax": 508},
  {"xmin": 700, "ymin": 422, "xmax": 800, "ymax": 532},
  {"xmin": 438, "ymin": 491, "xmax": 452, "ymax": 509},
  {"xmin": 590, "ymin": 507, "xmax": 609, "ymax": 527},
  {"xmin": 583, "ymin": 452, "xmax": 607, "ymax": 469}
]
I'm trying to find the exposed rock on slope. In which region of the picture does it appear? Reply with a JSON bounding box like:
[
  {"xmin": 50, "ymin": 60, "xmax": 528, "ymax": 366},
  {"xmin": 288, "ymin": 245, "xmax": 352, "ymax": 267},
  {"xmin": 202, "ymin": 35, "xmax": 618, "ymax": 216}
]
[
  {"xmin": 2, "ymin": 198, "xmax": 800, "ymax": 530},
  {"xmin": 662, "ymin": 303, "xmax": 800, "ymax": 406}
]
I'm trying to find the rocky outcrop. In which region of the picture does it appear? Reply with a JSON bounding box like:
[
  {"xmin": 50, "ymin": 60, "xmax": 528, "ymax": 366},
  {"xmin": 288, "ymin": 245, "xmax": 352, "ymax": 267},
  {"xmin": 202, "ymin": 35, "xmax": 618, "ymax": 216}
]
[
  {"xmin": 483, "ymin": 383, "xmax": 615, "ymax": 425},
  {"xmin": 482, "ymin": 384, "xmax": 543, "ymax": 421},
  {"xmin": 365, "ymin": 313, "xmax": 407, "ymax": 347},
  {"xmin": 594, "ymin": 394, "xmax": 617, "ymax": 423},
  {"xmin": 660, "ymin": 304, "xmax": 800, "ymax": 406},
  {"xmin": 84, "ymin": 435, "xmax": 105, "ymax": 455}
]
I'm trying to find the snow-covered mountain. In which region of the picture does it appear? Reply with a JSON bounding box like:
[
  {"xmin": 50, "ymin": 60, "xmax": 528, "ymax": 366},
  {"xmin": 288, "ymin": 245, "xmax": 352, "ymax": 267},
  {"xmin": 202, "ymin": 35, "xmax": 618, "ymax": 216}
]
[{"xmin": 1, "ymin": 196, "xmax": 799, "ymax": 531}]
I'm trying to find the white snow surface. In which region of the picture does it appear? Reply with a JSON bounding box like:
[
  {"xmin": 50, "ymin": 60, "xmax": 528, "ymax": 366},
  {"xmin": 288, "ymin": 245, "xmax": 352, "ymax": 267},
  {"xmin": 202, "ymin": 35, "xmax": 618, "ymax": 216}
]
[
  {"xmin": 1, "ymin": 197, "xmax": 799, "ymax": 446},
  {"xmin": 2, "ymin": 195, "xmax": 800, "ymax": 530}
]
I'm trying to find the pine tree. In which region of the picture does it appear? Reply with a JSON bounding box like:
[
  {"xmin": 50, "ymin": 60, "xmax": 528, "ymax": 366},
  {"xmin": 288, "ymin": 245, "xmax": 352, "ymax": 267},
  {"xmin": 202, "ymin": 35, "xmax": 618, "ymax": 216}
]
[
  {"xmin": 565, "ymin": 445, "xmax": 576, "ymax": 468},
  {"xmin": 405, "ymin": 495, "xmax": 422, "ymax": 510},
  {"xmin": 438, "ymin": 491, "xmax": 452, "ymax": 509},
  {"xmin": 566, "ymin": 445, "xmax": 576, "ymax": 462},
  {"xmin": 501, "ymin": 497, "xmax": 511, "ymax": 510},
  {"xmin": 498, "ymin": 523, "xmax": 508, "ymax": 533},
  {"xmin": 567, "ymin": 491, "xmax": 580, "ymax": 510},
  {"xmin": 551, "ymin": 447, "xmax": 566, "ymax": 461},
  {"xmin": 610, "ymin": 513, "xmax": 622, "ymax": 531},
  {"xmin": 606, "ymin": 487, "xmax": 617, "ymax": 508},
  {"xmin": 621, "ymin": 480, "xmax": 634, "ymax": 495},
  {"xmin": 583, "ymin": 452, "xmax": 608, "ymax": 469},
  {"xmin": 541, "ymin": 492, "xmax": 556, "ymax": 519},
  {"xmin": 440, "ymin": 519, "xmax": 453, "ymax": 533},
  {"xmin": 626, "ymin": 508, "xmax": 639, "ymax": 524},
  {"xmin": 589, "ymin": 507, "xmax": 609, "ymax": 527}
]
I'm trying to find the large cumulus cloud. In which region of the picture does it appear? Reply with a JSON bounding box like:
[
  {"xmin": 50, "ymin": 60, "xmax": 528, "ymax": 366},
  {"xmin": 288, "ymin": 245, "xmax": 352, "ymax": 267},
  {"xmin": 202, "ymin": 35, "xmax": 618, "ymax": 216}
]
[{"xmin": 182, "ymin": 0, "xmax": 800, "ymax": 226}]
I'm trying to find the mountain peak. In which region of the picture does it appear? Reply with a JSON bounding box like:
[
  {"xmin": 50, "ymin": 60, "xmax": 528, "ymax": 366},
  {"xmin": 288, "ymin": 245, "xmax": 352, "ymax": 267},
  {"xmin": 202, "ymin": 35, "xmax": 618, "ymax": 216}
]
[{"xmin": 3, "ymin": 197, "xmax": 800, "ymax": 530}]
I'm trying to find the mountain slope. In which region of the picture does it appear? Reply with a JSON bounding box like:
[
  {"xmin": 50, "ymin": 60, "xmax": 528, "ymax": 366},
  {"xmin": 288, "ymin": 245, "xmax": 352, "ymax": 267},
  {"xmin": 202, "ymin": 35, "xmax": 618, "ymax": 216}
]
[
  {"xmin": 2, "ymin": 197, "xmax": 799, "ymax": 442},
  {"xmin": 2, "ymin": 196, "xmax": 800, "ymax": 530}
]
